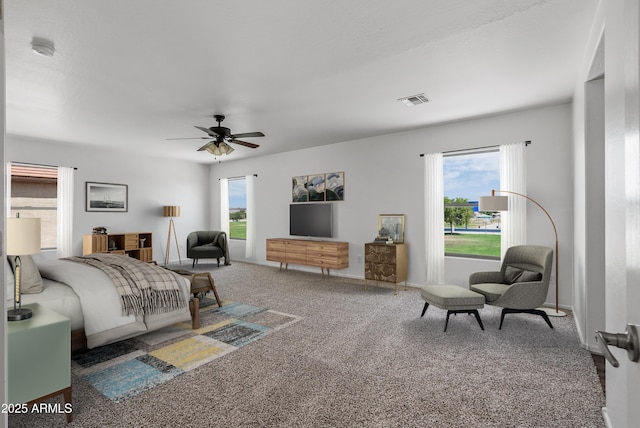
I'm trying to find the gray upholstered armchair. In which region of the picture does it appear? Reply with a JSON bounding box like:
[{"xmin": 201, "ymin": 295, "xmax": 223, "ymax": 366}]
[
  {"xmin": 186, "ymin": 231, "xmax": 230, "ymax": 268},
  {"xmin": 469, "ymin": 245, "xmax": 554, "ymax": 329}
]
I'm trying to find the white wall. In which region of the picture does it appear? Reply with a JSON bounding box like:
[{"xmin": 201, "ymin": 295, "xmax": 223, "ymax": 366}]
[
  {"xmin": 5, "ymin": 135, "xmax": 210, "ymax": 261},
  {"xmin": 210, "ymin": 103, "xmax": 574, "ymax": 309},
  {"xmin": 571, "ymin": 6, "xmax": 606, "ymax": 352}
]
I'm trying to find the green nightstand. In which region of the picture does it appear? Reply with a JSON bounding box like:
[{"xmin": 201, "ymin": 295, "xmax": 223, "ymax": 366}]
[{"xmin": 7, "ymin": 303, "xmax": 72, "ymax": 423}]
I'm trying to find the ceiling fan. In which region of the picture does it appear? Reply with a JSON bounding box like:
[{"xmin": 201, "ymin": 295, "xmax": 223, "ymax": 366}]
[{"xmin": 167, "ymin": 114, "xmax": 265, "ymax": 156}]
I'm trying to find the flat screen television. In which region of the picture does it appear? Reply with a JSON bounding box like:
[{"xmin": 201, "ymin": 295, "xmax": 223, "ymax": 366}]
[{"xmin": 290, "ymin": 203, "xmax": 333, "ymax": 238}]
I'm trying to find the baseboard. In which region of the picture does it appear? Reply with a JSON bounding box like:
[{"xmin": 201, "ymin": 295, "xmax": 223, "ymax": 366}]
[{"xmin": 602, "ymin": 407, "xmax": 612, "ymax": 428}]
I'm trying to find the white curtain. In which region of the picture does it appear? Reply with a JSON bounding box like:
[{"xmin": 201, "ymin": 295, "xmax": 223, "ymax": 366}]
[
  {"xmin": 6, "ymin": 161, "xmax": 12, "ymax": 218},
  {"xmin": 57, "ymin": 166, "xmax": 75, "ymax": 258},
  {"xmin": 424, "ymin": 153, "xmax": 445, "ymax": 284},
  {"xmin": 244, "ymin": 174, "xmax": 256, "ymax": 259},
  {"xmin": 220, "ymin": 178, "xmax": 230, "ymax": 236},
  {"xmin": 499, "ymin": 142, "xmax": 527, "ymax": 259}
]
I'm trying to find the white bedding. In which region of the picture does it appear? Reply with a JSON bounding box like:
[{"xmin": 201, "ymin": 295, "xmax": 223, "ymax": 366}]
[
  {"xmin": 27, "ymin": 258, "xmax": 191, "ymax": 348},
  {"xmin": 21, "ymin": 278, "xmax": 85, "ymax": 331}
]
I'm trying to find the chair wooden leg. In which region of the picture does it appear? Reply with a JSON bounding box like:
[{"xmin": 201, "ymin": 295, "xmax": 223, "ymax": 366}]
[{"xmin": 206, "ymin": 273, "xmax": 222, "ymax": 307}]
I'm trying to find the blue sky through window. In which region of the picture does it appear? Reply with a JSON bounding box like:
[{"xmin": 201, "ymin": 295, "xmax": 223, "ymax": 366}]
[
  {"xmin": 228, "ymin": 178, "xmax": 246, "ymax": 209},
  {"xmin": 443, "ymin": 151, "xmax": 500, "ymax": 203}
]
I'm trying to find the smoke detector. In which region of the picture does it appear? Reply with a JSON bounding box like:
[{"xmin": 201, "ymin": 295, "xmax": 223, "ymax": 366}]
[
  {"xmin": 398, "ymin": 93, "xmax": 429, "ymax": 107},
  {"xmin": 31, "ymin": 37, "xmax": 55, "ymax": 57}
]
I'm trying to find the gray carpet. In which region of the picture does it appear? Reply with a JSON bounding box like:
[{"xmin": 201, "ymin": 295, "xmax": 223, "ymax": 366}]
[{"xmin": 10, "ymin": 261, "xmax": 605, "ymax": 427}]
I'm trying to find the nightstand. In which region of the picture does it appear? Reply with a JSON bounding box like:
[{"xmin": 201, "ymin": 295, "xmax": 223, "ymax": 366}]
[{"xmin": 7, "ymin": 303, "xmax": 72, "ymax": 423}]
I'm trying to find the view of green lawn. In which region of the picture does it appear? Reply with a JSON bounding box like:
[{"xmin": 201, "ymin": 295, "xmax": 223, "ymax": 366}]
[
  {"xmin": 231, "ymin": 219, "xmax": 498, "ymax": 257},
  {"xmin": 229, "ymin": 221, "xmax": 246, "ymax": 239},
  {"xmin": 445, "ymin": 233, "xmax": 501, "ymax": 258}
]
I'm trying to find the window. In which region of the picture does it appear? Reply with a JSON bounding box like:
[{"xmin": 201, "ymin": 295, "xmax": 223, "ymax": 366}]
[
  {"xmin": 10, "ymin": 164, "xmax": 58, "ymax": 250},
  {"xmin": 443, "ymin": 150, "xmax": 500, "ymax": 258},
  {"xmin": 228, "ymin": 177, "xmax": 247, "ymax": 240}
]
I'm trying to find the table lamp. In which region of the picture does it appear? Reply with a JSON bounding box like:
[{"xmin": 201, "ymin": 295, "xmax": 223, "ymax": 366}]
[{"xmin": 7, "ymin": 216, "xmax": 41, "ymax": 321}]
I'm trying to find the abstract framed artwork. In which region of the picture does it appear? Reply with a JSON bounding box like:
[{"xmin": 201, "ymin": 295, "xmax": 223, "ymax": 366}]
[
  {"xmin": 308, "ymin": 174, "xmax": 325, "ymax": 201},
  {"xmin": 325, "ymin": 172, "xmax": 344, "ymax": 201},
  {"xmin": 86, "ymin": 182, "xmax": 128, "ymax": 212},
  {"xmin": 377, "ymin": 214, "xmax": 405, "ymax": 243},
  {"xmin": 291, "ymin": 172, "xmax": 345, "ymax": 202},
  {"xmin": 292, "ymin": 176, "xmax": 308, "ymax": 202}
]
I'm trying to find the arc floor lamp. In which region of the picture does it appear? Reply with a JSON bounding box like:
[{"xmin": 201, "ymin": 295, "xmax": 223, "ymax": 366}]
[{"xmin": 479, "ymin": 189, "xmax": 566, "ymax": 317}]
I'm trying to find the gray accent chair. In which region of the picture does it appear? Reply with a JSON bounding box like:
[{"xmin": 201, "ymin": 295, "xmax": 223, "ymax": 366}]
[
  {"xmin": 186, "ymin": 231, "xmax": 230, "ymax": 268},
  {"xmin": 469, "ymin": 245, "xmax": 554, "ymax": 329}
]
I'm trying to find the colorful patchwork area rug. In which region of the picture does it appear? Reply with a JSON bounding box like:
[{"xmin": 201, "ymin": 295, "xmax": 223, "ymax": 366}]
[{"xmin": 71, "ymin": 299, "xmax": 301, "ymax": 402}]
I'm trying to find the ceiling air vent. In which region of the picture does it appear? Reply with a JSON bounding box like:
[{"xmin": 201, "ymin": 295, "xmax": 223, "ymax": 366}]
[{"xmin": 398, "ymin": 93, "xmax": 429, "ymax": 107}]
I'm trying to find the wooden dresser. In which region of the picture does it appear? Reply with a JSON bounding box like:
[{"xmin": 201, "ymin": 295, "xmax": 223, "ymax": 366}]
[
  {"xmin": 83, "ymin": 232, "xmax": 153, "ymax": 262},
  {"xmin": 364, "ymin": 243, "xmax": 408, "ymax": 294},
  {"xmin": 266, "ymin": 238, "xmax": 349, "ymax": 275}
]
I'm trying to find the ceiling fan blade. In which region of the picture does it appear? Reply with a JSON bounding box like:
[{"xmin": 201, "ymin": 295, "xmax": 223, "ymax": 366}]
[
  {"xmin": 231, "ymin": 132, "xmax": 265, "ymax": 138},
  {"xmin": 231, "ymin": 139, "xmax": 260, "ymax": 149},
  {"xmin": 197, "ymin": 141, "xmax": 215, "ymax": 151},
  {"xmin": 166, "ymin": 137, "xmax": 210, "ymax": 140},
  {"xmin": 195, "ymin": 126, "xmax": 219, "ymax": 137}
]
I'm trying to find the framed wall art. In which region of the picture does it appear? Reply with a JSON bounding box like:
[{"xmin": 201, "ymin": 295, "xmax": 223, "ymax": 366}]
[
  {"xmin": 292, "ymin": 176, "xmax": 308, "ymax": 202},
  {"xmin": 291, "ymin": 172, "xmax": 345, "ymax": 202},
  {"xmin": 307, "ymin": 174, "xmax": 325, "ymax": 201},
  {"xmin": 86, "ymin": 182, "xmax": 128, "ymax": 212},
  {"xmin": 377, "ymin": 214, "xmax": 405, "ymax": 243},
  {"xmin": 325, "ymin": 172, "xmax": 344, "ymax": 201}
]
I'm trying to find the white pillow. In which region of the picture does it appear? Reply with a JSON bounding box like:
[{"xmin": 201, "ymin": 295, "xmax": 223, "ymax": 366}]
[{"xmin": 8, "ymin": 255, "xmax": 43, "ymax": 294}]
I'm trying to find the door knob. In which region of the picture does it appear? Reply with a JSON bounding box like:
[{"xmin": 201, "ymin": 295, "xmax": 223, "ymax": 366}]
[{"xmin": 595, "ymin": 324, "xmax": 640, "ymax": 368}]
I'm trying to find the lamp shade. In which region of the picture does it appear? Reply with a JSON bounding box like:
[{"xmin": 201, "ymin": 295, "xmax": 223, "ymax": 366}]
[
  {"xmin": 163, "ymin": 206, "xmax": 180, "ymax": 217},
  {"xmin": 6, "ymin": 217, "xmax": 41, "ymax": 256},
  {"xmin": 478, "ymin": 195, "xmax": 508, "ymax": 211},
  {"xmin": 206, "ymin": 142, "xmax": 234, "ymax": 156}
]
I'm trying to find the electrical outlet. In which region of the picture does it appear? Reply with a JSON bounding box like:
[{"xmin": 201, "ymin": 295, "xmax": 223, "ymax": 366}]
[{"xmin": 357, "ymin": 255, "xmax": 362, "ymax": 263}]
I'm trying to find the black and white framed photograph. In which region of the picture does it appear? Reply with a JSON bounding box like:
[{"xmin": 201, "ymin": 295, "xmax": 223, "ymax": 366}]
[
  {"xmin": 377, "ymin": 214, "xmax": 405, "ymax": 243},
  {"xmin": 86, "ymin": 182, "xmax": 128, "ymax": 212}
]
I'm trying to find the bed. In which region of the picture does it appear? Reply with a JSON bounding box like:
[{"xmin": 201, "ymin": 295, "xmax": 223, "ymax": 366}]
[{"xmin": 10, "ymin": 253, "xmax": 192, "ymax": 350}]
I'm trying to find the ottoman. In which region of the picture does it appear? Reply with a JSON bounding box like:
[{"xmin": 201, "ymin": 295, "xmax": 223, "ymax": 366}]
[{"xmin": 420, "ymin": 285, "xmax": 485, "ymax": 332}]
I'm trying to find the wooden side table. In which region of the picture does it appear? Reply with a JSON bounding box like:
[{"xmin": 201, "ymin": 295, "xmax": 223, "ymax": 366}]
[{"xmin": 7, "ymin": 303, "xmax": 72, "ymax": 423}]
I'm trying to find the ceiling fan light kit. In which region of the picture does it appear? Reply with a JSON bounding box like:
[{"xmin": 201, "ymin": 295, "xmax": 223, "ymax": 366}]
[
  {"xmin": 168, "ymin": 114, "xmax": 264, "ymax": 156},
  {"xmin": 206, "ymin": 142, "xmax": 234, "ymax": 156}
]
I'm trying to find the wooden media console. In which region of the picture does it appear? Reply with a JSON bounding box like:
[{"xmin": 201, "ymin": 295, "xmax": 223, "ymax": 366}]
[{"xmin": 266, "ymin": 238, "xmax": 349, "ymax": 275}]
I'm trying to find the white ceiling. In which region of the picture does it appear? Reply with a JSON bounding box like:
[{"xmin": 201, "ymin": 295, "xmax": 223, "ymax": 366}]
[{"xmin": 4, "ymin": 0, "xmax": 598, "ymax": 164}]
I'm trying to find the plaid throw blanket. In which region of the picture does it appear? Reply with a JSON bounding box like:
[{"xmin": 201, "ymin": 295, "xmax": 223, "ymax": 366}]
[{"xmin": 65, "ymin": 254, "xmax": 186, "ymax": 316}]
